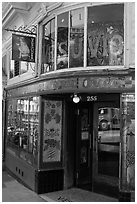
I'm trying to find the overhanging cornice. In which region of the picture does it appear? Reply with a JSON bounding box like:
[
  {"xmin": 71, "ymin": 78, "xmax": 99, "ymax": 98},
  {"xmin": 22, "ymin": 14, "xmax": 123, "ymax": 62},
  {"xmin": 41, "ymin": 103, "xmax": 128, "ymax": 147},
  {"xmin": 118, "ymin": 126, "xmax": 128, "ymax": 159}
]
[{"xmin": 2, "ymin": 3, "xmax": 32, "ymax": 29}]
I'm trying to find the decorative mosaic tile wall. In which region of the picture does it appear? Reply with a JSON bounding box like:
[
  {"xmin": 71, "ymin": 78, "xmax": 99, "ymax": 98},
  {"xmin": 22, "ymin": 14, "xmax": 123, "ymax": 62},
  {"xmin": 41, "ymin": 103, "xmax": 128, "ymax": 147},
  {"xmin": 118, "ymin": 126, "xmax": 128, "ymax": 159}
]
[
  {"xmin": 120, "ymin": 93, "xmax": 135, "ymax": 191},
  {"xmin": 43, "ymin": 100, "xmax": 62, "ymax": 162}
]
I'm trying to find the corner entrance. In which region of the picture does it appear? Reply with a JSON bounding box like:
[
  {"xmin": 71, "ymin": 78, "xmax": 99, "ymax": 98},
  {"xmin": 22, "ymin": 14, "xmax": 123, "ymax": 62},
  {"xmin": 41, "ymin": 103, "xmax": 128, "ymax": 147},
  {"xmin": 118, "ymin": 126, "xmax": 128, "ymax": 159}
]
[{"xmin": 66, "ymin": 94, "xmax": 120, "ymax": 198}]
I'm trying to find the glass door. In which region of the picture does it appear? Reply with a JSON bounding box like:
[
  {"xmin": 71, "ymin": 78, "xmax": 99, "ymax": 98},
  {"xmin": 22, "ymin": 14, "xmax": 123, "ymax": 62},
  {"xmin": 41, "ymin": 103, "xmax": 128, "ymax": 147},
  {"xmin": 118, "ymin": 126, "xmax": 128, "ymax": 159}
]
[
  {"xmin": 76, "ymin": 103, "xmax": 93, "ymax": 187},
  {"xmin": 93, "ymin": 102, "xmax": 120, "ymax": 197}
]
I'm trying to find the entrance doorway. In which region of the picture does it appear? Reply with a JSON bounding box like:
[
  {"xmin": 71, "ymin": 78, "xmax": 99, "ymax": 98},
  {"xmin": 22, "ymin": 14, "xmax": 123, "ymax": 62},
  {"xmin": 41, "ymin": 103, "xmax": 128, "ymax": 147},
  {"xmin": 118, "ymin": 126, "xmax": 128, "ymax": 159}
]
[
  {"xmin": 71, "ymin": 99, "xmax": 120, "ymax": 197},
  {"xmin": 92, "ymin": 102, "xmax": 120, "ymax": 197},
  {"xmin": 75, "ymin": 102, "xmax": 93, "ymax": 187}
]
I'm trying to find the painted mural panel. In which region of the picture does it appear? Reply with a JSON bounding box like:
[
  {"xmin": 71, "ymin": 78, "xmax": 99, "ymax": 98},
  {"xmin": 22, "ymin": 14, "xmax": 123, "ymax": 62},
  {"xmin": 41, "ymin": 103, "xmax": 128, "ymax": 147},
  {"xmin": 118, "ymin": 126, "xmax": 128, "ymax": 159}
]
[{"xmin": 43, "ymin": 100, "xmax": 62, "ymax": 162}]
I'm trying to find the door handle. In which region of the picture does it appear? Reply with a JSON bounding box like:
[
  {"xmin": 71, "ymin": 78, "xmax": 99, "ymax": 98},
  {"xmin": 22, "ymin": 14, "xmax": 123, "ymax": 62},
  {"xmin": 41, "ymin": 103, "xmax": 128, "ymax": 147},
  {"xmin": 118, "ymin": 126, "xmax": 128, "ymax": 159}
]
[
  {"xmin": 93, "ymin": 131, "xmax": 97, "ymax": 152},
  {"xmin": 89, "ymin": 133, "xmax": 92, "ymax": 149},
  {"xmin": 98, "ymin": 136, "xmax": 101, "ymax": 143}
]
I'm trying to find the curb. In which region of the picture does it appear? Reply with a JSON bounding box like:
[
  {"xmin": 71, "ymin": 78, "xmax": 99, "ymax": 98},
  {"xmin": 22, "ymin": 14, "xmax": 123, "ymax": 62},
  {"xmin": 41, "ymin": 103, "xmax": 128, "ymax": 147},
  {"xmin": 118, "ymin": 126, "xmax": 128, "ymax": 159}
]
[{"xmin": 39, "ymin": 195, "xmax": 56, "ymax": 202}]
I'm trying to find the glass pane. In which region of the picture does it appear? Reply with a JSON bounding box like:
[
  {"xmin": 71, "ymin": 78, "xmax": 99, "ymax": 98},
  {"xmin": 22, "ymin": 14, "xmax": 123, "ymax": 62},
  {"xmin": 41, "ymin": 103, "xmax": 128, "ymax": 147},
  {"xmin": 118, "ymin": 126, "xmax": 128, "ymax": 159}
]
[
  {"xmin": 80, "ymin": 109, "xmax": 89, "ymax": 166},
  {"xmin": 57, "ymin": 12, "xmax": 68, "ymax": 69},
  {"xmin": 69, "ymin": 8, "xmax": 84, "ymax": 68},
  {"xmin": 98, "ymin": 107, "xmax": 120, "ymax": 177},
  {"xmin": 16, "ymin": 99, "xmax": 29, "ymax": 151},
  {"xmin": 43, "ymin": 100, "xmax": 62, "ymax": 162},
  {"xmin": 29, "ymin": 97, "xmax": 39, "ymax": 165},
  {"xmin": 42, "ymin": 19, "xmax": 55, "ymax": 73},
  {"xmin": 87, "ymin": 4, "xmax": 124, "ymax": 66},
  {"xmin": 20, "ymin": 61, "xmax": 29, "ymax": 74},
  {"xmin": 7, "ymin": 99, "xmax": 19, "ymax": 150},
  {"xmin": 10, "ymin": 60, "xmax": 14, "ymax": 78},
  {"xmin": 7, "ymin": 97, "xmax": 39, "ymax": 167}
]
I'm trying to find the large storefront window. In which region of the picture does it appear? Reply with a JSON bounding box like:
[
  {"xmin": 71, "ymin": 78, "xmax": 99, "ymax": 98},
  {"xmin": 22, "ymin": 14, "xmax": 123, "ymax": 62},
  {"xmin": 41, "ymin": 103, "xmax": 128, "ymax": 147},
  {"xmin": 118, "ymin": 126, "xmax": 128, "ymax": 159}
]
[
  {"xmin": 42, "ymin": 18, "xmax": 55, "ymax": 73},
  {"xmin": 87, "ymin": 4, "xmax": 124, "ymax": 66},
  {"xmin": 57, "ymin": 12, "xmax": 69, "ymax": 69},
  {"xmin": 7, "ymin": 97, "xmax": 39, "ymax": 166},
  {"xmin": 41, "ymin": 3, "xmax": 124, "ymax": 72}
]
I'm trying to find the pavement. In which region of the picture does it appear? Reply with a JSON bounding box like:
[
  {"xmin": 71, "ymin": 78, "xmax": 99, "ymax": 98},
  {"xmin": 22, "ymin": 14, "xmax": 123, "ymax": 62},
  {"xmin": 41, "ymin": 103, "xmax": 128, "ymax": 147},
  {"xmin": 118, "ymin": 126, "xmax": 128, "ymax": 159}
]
[
  {"xmin": 39, "ymin": 188, "xmax": 118, "ymax": 202},
  {"xmin": 2, "ymin": 169, "xmax": 119, "ymax": 202},
  {"xmin": 2, "ymin": 170, "xmax": 45, "ymax": 202}
]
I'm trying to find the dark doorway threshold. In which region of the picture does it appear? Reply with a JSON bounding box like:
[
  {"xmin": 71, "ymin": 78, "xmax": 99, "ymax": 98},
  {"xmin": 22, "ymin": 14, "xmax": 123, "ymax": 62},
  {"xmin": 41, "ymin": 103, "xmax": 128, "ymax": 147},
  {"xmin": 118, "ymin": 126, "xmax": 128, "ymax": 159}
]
[{"xmin": 77, "ymin": 182, "xmax": 119, "ymax": 199}]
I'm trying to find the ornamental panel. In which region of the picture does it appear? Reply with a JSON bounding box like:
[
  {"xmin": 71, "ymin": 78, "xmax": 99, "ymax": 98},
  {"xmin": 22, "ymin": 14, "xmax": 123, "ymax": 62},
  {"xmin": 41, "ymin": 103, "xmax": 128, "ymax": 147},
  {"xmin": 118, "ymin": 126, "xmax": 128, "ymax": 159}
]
[{"xmin": 43, "ymin": 100, "xmax": 62, "ymax": 162}]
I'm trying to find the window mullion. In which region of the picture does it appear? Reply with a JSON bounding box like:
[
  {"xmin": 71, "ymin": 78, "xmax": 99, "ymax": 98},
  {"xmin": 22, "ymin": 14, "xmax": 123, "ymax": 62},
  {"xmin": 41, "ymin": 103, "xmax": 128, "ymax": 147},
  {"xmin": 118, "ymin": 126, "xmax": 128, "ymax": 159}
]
[
  {"xmin": 68, "ymin": 11, "xmax": 70, "ymax": 68},
  {"xmin": 19, "ymin": 61, "xmax": 21, "ymax": 76},
  {"xmin": 54, "ymin": 16, "xmax": 57, "ymax": 71},
  {"xmin": 28, "ymin": 99, "xmax": 30, "ymax": 154},
  {"xmin": 84, "ymin": 6, "xmax": 87, "ymax": 68}
]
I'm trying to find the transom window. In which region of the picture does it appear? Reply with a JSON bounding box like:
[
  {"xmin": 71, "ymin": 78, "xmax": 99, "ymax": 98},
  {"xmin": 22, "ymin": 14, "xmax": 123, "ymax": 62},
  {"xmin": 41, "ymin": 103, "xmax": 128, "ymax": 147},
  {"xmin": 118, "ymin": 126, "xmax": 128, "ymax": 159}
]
[{"xmin": 41, "ymin": 3, "xmax": 124, "ymax": 73}]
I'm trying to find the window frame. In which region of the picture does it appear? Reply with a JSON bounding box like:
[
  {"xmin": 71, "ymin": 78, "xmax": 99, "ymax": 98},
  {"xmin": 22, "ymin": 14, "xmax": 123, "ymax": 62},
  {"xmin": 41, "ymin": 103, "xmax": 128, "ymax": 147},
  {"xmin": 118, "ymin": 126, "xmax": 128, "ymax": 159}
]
[
  {"xmin": 41, "ymin": 17, "xmax": 56, "ymax": 74},
  {"xmin": 40, "ymin": 2, "xmax": 125, "ymax": 75},
  {"xmin": 86, "ymin": 4, "xmax": 124, "ymax": 67}
]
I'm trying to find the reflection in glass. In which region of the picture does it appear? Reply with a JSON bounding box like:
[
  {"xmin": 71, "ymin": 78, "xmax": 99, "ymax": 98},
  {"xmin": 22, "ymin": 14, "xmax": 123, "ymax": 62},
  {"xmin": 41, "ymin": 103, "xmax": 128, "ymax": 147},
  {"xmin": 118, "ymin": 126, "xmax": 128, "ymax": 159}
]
[
  {"xmin": 20, "ymin": 62, "xmax": 29, "ymax": 74},
  {"xmin": 42, "ymin": 19, "xmax": 55, "ymax": 73},
  {"xmin": 87, "ymin": 4, "xmax": 124, "ymax": 66},
  {"xmin": 10, "ymin": 60, "xmax": 15, "ymax": 78},
  {"xmin": 80, "ymin": 109, "xmax": 89, "ymax": 166},
  {"xmin": 57, "ymin": 12, "xmax": 69, "ymax": 69},
  {"xmin": 10, "ymin": 60, "xmax": 35, "ymax": 78},
  {"xmin": 7, "ymin": 97, "xmax": 39, "ymax": 166},
  {"xmin": 69, "ymin": 8, "xmax": 84, "ymax": 68},
  {"xmin": 120, "ymin": 94, "xmax": 135, "ymax": 191},
  {"xmin": 7, "ymin": 99, "xmax": 18, "ymax": 147},
  {"xmin": 29, "ymin": 97, "xmax": 39, "ymax": 161},
  {"xmin": 98, "ymin": 107, "xmax": 120, "ymax": 177}
]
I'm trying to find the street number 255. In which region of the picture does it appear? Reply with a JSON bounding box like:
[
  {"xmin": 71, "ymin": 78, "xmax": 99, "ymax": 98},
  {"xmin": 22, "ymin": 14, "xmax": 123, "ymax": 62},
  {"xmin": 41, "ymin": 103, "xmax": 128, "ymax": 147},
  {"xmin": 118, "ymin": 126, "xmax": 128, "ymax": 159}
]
[{"xmin": 87, "ymin": 96, "xmax": 97, "ymax": 101}]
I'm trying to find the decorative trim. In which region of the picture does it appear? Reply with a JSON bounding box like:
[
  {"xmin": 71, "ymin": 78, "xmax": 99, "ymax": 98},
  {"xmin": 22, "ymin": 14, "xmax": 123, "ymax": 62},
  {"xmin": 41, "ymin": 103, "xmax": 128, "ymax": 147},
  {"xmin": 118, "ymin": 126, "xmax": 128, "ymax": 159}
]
[
  {"xmin": 5, "ymin": 25, "xmax": 37, "ymax": 36},
  {"xmin": 6, "ymin": 75, "xmax": 135, "ymax": 98}
]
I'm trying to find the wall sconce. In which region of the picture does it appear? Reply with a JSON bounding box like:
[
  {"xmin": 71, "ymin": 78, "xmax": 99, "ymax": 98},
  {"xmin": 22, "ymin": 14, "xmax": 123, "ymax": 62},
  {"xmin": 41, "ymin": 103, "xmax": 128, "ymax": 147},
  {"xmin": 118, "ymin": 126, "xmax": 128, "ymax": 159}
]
[{"xmin": 73, "ymin": 94, "xmax": 80, "ymax": 103}]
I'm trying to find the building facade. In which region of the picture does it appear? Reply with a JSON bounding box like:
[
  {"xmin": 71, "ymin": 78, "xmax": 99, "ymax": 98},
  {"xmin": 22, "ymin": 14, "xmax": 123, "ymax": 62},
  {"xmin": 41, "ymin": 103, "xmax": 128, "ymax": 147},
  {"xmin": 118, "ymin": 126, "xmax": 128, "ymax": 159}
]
[{"xmin": 2, "ymin": 2, "xmax": 135, "ymax": 201}]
